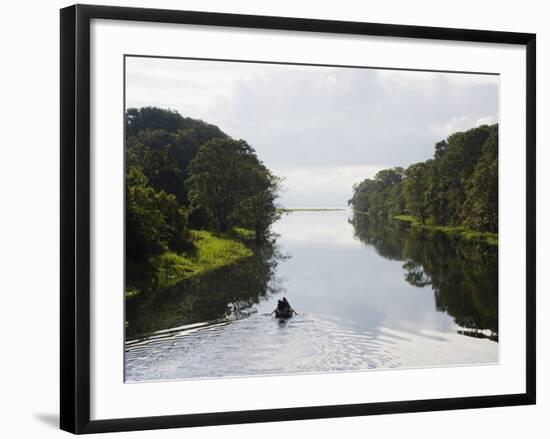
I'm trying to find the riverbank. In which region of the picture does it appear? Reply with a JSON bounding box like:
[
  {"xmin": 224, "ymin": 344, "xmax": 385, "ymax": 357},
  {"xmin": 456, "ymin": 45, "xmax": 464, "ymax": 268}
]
[
  {"xmin": 278, "ymin": 208, "xmax": 346, "ymax": 213},
  {"xmin": 394, "ymin": 215, "xmax": 498, "ymax": 246},
  {"xmin": 126, "ymin": 229, "xmax": 254, "ymax": 297}
]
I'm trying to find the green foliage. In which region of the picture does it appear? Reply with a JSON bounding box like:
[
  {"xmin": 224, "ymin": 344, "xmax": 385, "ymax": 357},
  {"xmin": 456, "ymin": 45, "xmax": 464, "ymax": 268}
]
[
  {"xmin": 125, "ymin": 237, "xmax": 281, "ymax": 338},
  {"xmin": 403, "ymin": 161, "xmax": 433, "ymax": 224},
  {"xmin": 186, "ymin": 138, "xmax": 281, "ymax": 240},
  {"xmin": 394, "ymin": 215, "xmax": 498, "ymax": 246},
  {"xmin": 126, "ymin": 107, "xmax": 224, "ymax": 140},
  {"xmin": 125, "ymin": 107, "xmax": 280, "ymax": 299},
  {"xmin": 126, "ymin": 129, "xmax": 184, "ymax": 200},
  {"xmin": 232, "ymin": 227, "xmax": 256, "ymax": 240},
  {"xmin": 348, "ymin": 167, "xmax": 405, "ymax": 217},
  {"xmin": 430, "ymin": 124, "xmax": 495, "ymax": 225},
  {"xmin": 232, "ymin": 166, "xmax": 282, "ymax": 243},
  {"xmin": 125, "ymin": 109, "xmax": 226, "ymax": 206},
  {"xmin": 349, "ymin": 124, "xmax": 498, "ymax": 235},
  {"xmin": 461, "ymin": 130, "xmax": 498, "ymax": 232},
  {"xmin": 126, "ymin": 167, "xmax": 192, "ymax": 258},
  {"xmin": 147, "ymin": 231, "xmax": 253, "ymax": 290}
]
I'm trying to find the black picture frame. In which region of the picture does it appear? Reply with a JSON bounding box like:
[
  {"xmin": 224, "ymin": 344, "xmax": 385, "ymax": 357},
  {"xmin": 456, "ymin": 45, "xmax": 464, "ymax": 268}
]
[{"xmin": 60, "ymin": 4, "xmax": 536, "ymax": 434}]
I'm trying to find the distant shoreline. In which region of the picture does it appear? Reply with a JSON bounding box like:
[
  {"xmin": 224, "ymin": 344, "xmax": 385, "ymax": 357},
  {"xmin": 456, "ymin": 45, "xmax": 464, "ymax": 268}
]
[{"xmin": 277, "ymin": 208, "xmax": 347, "ymax": 212}]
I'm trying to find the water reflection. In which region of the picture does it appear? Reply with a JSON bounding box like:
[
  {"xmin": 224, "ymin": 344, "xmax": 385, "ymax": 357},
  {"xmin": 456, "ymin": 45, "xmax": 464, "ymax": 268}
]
[
  {"xmin": 349, "ymin": 213, "xmax": 498, "ymax": 340},
  {"xmin": 125, "ymin": 210, "xmax": 498, "ymax": 381},
  {"xmin": 125, "ymin": 242, "xmax": 283, "ymax": 340}
]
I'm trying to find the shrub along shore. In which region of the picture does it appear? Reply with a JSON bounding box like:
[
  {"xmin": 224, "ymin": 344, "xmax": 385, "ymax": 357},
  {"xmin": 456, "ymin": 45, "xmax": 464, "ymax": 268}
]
[
  {"xmin": 126, "ymin": 229, "xmax": 254, "ymax": 298},
  {"xmin": 277, "ymin": 208, "xmax": 345, "ymax": 212},
  {"xmin": 125, "ymin": 107, "xmax": 280, "ymax": 297},
  {"xmin": 349, "ymin": 124, "xmax": 498, "ymax": 245},
  {"xmin": 393, "ymin": 215, "xmax": 498, "ymax": 246}
]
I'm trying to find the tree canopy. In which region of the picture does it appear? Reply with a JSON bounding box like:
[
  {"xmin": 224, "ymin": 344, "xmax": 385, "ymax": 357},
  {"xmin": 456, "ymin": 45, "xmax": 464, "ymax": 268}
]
[
  {"xmin": 126, "ymin": 167, "xmax": 191, "ymax": 258},
  {"xmin": 186, "ymin": 138, "xmax": 281, "ymax": 239},
  {"xmin": 349, "ymin": 124, "xmax": 498, "ymax": 234},
  {"xmin": 125, "ymin": 107, "xmax": 281, "ymax": 262}
]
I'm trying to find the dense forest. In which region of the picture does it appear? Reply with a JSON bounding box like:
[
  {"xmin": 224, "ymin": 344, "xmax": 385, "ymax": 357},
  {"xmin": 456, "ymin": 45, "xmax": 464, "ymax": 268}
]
[
  {"xmin": 125, "ymin": 107, "xmax": 281, "ymax": 297},
  {"xmin": 348, "ymin": 124, "xmax": 498, "ymax": 236}
]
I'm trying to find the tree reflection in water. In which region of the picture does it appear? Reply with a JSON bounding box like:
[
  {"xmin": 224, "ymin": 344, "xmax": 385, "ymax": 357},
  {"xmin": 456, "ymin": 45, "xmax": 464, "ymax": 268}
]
[
  {"xmin": 349, "ymin": 213, "xmax": 498, "ymax": 341},
  {"xmin": 125, "ymin": 240, "xmax": 284, "ymax": 340}
]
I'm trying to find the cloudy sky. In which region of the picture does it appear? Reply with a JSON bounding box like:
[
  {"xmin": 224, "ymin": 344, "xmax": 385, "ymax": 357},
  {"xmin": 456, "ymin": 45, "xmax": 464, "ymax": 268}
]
[{"xmin": 126, "ymin": 57, "xmax": 499, "ymax": 208}]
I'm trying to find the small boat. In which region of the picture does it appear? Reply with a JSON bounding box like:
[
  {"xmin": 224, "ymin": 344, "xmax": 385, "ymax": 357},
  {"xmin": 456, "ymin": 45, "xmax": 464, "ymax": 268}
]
[{"xmin": 275, "ymin": 309, "xmax": 294, "ymax": 319}]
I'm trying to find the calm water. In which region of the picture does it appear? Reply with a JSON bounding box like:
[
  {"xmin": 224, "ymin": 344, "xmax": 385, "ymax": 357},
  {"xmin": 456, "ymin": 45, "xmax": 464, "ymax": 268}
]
[{"xmin": 125, "ymin": 211, "xmax": 498, "ymax": 382}]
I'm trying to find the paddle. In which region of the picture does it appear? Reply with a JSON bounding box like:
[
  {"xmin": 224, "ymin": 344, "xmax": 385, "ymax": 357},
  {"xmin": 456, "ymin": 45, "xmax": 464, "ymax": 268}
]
[{"xmin": 265, "ymin": 302, "xmax": 299, "ymax": 316}]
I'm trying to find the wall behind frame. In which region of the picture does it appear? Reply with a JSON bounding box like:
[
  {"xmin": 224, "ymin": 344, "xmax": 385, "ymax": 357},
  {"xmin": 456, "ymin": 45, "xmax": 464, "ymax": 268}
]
[{"xmin": 0, "ymin": 0, "xmax": 546, "ymax": 438}]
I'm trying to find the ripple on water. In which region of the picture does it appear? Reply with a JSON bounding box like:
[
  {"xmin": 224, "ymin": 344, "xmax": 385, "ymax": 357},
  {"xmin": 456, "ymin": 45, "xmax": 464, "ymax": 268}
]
[
  {"xmin": 125, "ymin": 310, "xmax": 498, "ymax": 382},
  {"xmin": 124, "ymin": 313, "xmax": 407, "ymax": 381}
]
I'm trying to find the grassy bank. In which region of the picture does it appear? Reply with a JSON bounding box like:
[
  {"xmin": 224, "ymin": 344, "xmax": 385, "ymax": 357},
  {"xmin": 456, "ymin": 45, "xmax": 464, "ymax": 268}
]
[
  {"xmin": 394, "ymin": 215, "xmax": 498, "ymax": 246},
  {"xmin": 278, "ymin": 208, "xmax": 346, "ymax": 212},
  {"xmin": 232, "ymin": 226, "xmax": 256, "ymax": 240},
  {"xmin": 126, "ymin": 230, "xmax": 253, "ymax": 297}
]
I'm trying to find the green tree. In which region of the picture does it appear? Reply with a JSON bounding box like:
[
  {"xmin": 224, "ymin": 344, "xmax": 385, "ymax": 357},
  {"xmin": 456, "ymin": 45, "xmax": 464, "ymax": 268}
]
[
  {"xmin": 349, "ymin": 124, "xmax": 498, "ymax": 234},
  {"xmin": 186, "ymin": 138, "xmax": 280, "ymax": 235},
  {"xmin": 461, "ymin": 130, "xmax": 498, "ymax": 232},
  {"xmin": 403, "ymin": 162, "xmax": 433, "ymax": 224},
  {"xmin": 234, "ymin": 165, "xmax": 282, "ymax": 243},
  {"xmin": 125, "ymin": 109, "xmax": 227, "ymax": 207},
  {"xmin": 126, "ymin": 167, "xmax": 191, "ymax": 259},
  {"xmin": 433, "ymin": 125, "xmax": 494, "ymax": 224},
  {"xmin": 126, "ymin": 129, "xmax": 184, "ymax": 200},
  {"xmin": 348, "ymin": 167, "xmax": 404, "ymax": 217},
  {"xmin": 349, "ymin": 179, "xmax": 377, "ymax": 212},
  {"xmin": 127, "ymin": 107, "xmax": 184, "ymax": 138}
]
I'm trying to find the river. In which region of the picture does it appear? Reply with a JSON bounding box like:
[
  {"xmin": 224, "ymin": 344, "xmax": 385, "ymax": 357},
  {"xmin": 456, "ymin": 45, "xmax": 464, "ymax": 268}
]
[{"xmin": 125, "ymin": 210, "xmax": 498, "ymax": 382}]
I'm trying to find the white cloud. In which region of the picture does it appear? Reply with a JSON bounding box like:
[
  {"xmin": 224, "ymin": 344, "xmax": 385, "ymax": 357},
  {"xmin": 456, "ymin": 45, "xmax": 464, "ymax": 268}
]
[
  {"xmin": 126, "ymin": 57, "xmax": 499, "ymax": 207},
  {"xmin": 474, "ymin": 114, "xmax": 499, "ymax": 126},
  {"xmin": 275, "ymin": 165, "xmax": 383, "ymax": 208},
  {"xmin": 430, "ymin": 114, "xmax": 499, "ymax": 139}
]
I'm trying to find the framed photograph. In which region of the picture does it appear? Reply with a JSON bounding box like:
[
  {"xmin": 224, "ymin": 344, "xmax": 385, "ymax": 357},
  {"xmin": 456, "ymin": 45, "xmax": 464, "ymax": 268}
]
[{"xmin": 60, "ymin": 4, "xmax": 536, "ymax": 434}]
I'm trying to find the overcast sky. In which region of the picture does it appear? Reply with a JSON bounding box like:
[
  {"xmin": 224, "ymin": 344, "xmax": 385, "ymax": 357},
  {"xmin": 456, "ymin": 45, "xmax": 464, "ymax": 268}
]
[{"xmin": 126, "ymin": 57, "xmax": 499, "ymax": 208}]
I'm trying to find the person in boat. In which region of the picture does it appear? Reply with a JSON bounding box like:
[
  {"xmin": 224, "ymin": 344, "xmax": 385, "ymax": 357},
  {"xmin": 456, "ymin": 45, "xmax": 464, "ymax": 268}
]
[
  {"xmin": 274, "ymin": 297, "xmax": 294, "ymax": 316},
  {"xmin": 282, "ymin": 297, "xmax": 292, "ymax": 312}
]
